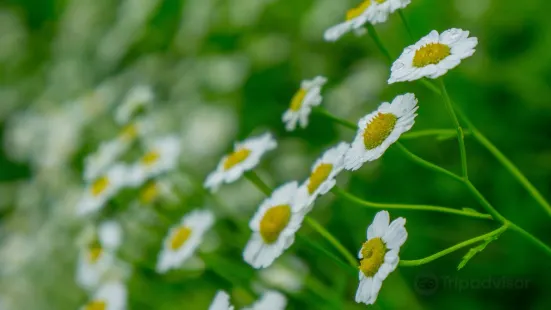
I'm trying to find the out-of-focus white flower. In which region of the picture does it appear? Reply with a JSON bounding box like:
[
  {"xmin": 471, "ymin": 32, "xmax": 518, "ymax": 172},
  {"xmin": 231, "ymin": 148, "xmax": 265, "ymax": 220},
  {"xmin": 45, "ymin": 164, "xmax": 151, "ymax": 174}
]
[
  {"xmin": 344, "ymin": 93, "xmax": 418, "ymax": 171},
  {"xmin": 243, "ymin": 290, "xmax": 287, "ymax": 310},
  {"xmin": 115, "ymin": 85, "xmax": 154, "ymax": 125},
  {"xmin": 355, "ymin": 211, "xmax": 407, "ymax": 305},
  {"xmin": 76, "ymin": 221, "xmax": 123, "ymax": 290},
  {"xmin": 77, "ymin": 164, "xmax": 130, "ymax": 216},
  {"xmin": 300, "ymin": 142, "xmax": 348, "ymax": 211},
  {"xmin": 128, "ymin": 136, "xmax": 181, "ymax": 187},
  {"xmin": 205, "ymin": 133, "xmax": 277, "ymax": 192},
  {"xmin": 84, "ymin": 119, "xmax": 152, "ymax": 182},
  {"xmin": 156, "ymin": 210, "xmax": 214, "ymax": 273},
  {"xmin": 389, "ymin": 28, "xmax": 478, "ymax": 83},
  {"xmin": 282, "ymin": 76, "xmax": 327, "ymax": 131},
  {"xmin": 209, "ymin": 291, "xmax": 234, "ymax": 310},
  {"xmin": 259, "ymin": 256, "xmax": 308, "ymax": 293},
  {"xmin": 244, "ymin": 182, "xmax": 307, "ymax": 269},
  {"xmin": 79, "ymin": 281, "xmax": 127, "ymax": 310},
  {"xmin": 137, "ymin": 179, "xmax": 175, "ymax": 205}
]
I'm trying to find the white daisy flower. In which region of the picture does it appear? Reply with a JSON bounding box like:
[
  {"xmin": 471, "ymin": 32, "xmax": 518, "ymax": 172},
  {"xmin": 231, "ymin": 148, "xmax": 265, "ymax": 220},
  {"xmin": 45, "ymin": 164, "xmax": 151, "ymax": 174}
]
[
  {"xmin": 300, "ymin": 142, "xmax": 348, "ymax": 210},
  {"xmin": 388, "ymin": 28, "xmax": 478, "ymax": 83},
  {"xmin": 156, "ymin": 209, "xmax": 215, "ymax": 273},
  {"xmin": 209, "ymin": 291, "xmax": 234, "ymax": 310},
  {"xmin": 282, "ymin": 76, "xmax": 327, "ymax": 131},
  {"xmin": 324, "ymin": 0, "xmax": 411, "ymax": 42},
  {"xmin": 80, "ymin": 281, "xmax": 127, "ymax": 310},
  {"xmin": 115, "ymin": 85, "xmax": 154, "ymax": 125},
  {"xmin": 128, "ymin": 136, "xmax": 181, "ymax": 187},
  {"xmin": 204, "ymin": 133, "xmax": 277, "ymax": 192},
  {"xmin": 344, "ymin": 93, "xmax": 418, "ymax": 171},
  {"xmin": 243, "ymin": 290, "xmax": 287, "ymax": 310},
  {"xmin": 76, "ymin": 221, "xmax": 123, "ymax": 290},
  {"xmin": 77, "ymin": 164, "xmax": 130, "ymax": 216},
  {"xmin": 243, "ymin": 181, "xmax": 307, "ymax": 269},
  {"xmin": 356, "ymin": 210, "xmax": 407, "ymax": 305}
]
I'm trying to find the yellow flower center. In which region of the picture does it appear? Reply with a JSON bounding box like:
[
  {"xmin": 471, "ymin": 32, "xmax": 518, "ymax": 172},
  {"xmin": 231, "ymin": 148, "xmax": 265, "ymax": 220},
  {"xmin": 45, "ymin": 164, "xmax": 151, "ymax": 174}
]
[
  {"xmin": 119, "ymin": 123, "xmax": 138, "ymax": 142},
  {"xmin": 412, "ymin": 43, "xmax": 451, "ymax": 68},
  {"xmin": 170, "ymin": 226, "xmax": 193, "ymax": 250},
  {"xmin": 307, "ymin": 163, "xmax": 333, "ymax": 194},
  {"xmin": 140, "ymin": 182, "xmax": 159, "ymax": 204},
  {"xmin": 84, "ymin": 300, "xmax": 106, "ymax": 310},
  {"xmin": 91, "ymin": 176, "xmax": 110, "ymax": 197},
  {"xmin": 289, "ymin": 88, "xmax": 306, "ymax": 111},
  {"xmin": 141, "ymin": 150, "xmax": 160, "ymax": 166},
  {"xmin": 259, "ymin": 205, "xmax": 292, "ymax": 244},
  {"xmin": 88, "ymin": 245, "xmax": 103, "ymax": 263},
  {"xmin": 223, "ymin": 148, "xmax": 251, "ymax": 171},
  {"xmin": 363, "ymin": 113, "xmax": 397, "ymax": 150},
  {"xmin": 346, "ymin": 0, "xmax": 372, "ymax": 20},
  {"xmin": 359, "ymin": 237, "xmax": 387, "ymax": 277}
]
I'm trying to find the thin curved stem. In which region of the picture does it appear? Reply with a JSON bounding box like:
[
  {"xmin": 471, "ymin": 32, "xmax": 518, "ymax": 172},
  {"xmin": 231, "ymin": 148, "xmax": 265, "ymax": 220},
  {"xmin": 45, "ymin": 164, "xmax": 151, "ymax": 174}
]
[
  {"xmin": 509, "ymin": 223, "xmax": 551, "ymax": 258},
  {"xmin": 244, "ymin": 170, "xmax": 272, "ymax": 196},
  {"xmin": 400, "ymin": 224, "xmax": 509, "ymax": 267},
  {"xmin": 366, "ymin": 23, "xmax": 392, "ymax": 63},
  {"xmin": 297, "ymin": 234, "xmax": 357, "ymax": 275},
  {"xmin": 419, "ymin": 79, "xmax": 551, "ymax": 218},
  {"xmin": 401, "ymin": 129, "xmax": 471, "ymax": 140},
  {"xmin": 398, "ymin": 9, "xmax": 413, "ymax": 40},
  {"xmin": 313, "ymin": 107, "xmax": 357, "ymax": 130},
  {"xmin": 395, "ymin": 142, "xmax": 464, "ymax": 183},
  {"xmin": 305, "ymin": 217, "xmax": 358, "ymax": 268},
  {"xmin": 332, "ymin": 187, "xmax": 492, "ymax": 220},
  {"xmin": 439, "ymin": 78, "xmax": 468, "ymax": 179},
  {"xmin": 244, "ymin": 171, "xmax": 359, "ymax": 268},
  {"xmin": 463, "ymin": 180, "xmax": 505, "ymax": 222}
]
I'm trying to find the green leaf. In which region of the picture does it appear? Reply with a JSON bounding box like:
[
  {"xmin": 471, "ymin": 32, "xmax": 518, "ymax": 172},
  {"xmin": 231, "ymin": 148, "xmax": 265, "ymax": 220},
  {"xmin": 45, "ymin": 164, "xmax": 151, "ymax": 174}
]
[{"xmin": 457, "ymin": 234, "xmax": 501, "ymax": 270}]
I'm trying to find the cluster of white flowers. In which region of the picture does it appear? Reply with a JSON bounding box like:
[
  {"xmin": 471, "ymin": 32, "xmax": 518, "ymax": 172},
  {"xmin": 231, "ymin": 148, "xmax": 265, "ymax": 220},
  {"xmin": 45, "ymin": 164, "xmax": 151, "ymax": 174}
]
[{"xmin": 198, "ymin": 1, "xmax": 478, "ymax": 305}]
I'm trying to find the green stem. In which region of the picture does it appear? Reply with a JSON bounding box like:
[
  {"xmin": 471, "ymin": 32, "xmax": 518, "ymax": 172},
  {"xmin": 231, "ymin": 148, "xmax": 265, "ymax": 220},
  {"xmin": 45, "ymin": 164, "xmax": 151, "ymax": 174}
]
[
  {"xmin": 297, "ymin": 234, "xmax": 357, "ymax": 275},
  {"xmin": 244, "ymin": 171, "xmax": 359, "ymax": 269},
  {"xmin": 438, "ymin": 78, "xmax": 468, "ymax": 179},
  {"xmin": 313, "ymin": 107, "xmax": 357, "ymax": 130},
  {"xmin": 244, "ymin": 170, "xmax": 272, "ymax": 196},
  {"xmin": 463, "ymin": 180, "xmax": 504, "ymax": 222},
  {"xmin": 420, "ymin": 79, "xmax": 551, "ymax": 217},
  {"xmin": 304, "ymin": 217, "xmax": 358, "ymax": 268},
  {"xmin": 472, "ymin": 129, "xmax": 551, "ymax": 218},
  {"xmin": 401, "ymin": 129, "xmax": 470, "ymax": 140},
  {"xmin": 509, "ymin": 223, "xmax": 551, "ymax": 258},
  {"xmin": 332, "ymin": 187, "xmax": 492, "ymax": 220},
  {"xmin": 366, "ymin": 23, "xmax": 392, "ymax": 63},
  {"xmin": 398, "ymin": 9, "xmax": 413, "ymax": 40},
  {"xmin": 395, "ymin": 142, "xmax": 464, "ymax": 183},
  {"xmin": 400, "ymin": 224, "xmax": 509, "ymax": 267}
]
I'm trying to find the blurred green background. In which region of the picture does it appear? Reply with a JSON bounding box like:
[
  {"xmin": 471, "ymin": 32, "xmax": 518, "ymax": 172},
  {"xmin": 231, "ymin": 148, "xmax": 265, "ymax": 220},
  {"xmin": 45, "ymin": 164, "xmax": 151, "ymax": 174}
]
[{"xmin": 1, "ymin": 0, "xmax": 551, "ymax": 309}]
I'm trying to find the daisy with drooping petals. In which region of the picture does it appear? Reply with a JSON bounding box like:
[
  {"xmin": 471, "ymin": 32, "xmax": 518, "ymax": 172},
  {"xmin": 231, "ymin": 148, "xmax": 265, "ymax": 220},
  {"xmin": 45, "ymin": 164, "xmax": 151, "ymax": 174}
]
[
  {"xmin": 128, "ymin": 136, "xmax": 181, "ymax": 187},
  {"xmin": 80, "ymin": 281, "xmax": 127, "ymax": 310},
  {"xmin": 76, "ymin": 221, "xmax": 123, "ymax": 290},
  {"xmin": 115, "ymin": 85, "xmax": 154, "ymax": 125},
  {"xmin": 368, "ymin": 0, "xmax": 411, "ymax": 24},
  {"xmin": 204, "ymin": 133, "xmax": 277, "ymax": 192},
  {"xmin": 244, "ymin": 181, "xmax": 307, "ymax": 269},
  {"xmin": 356, "ymin": 210, "xmax": 407, "ymax": 305},
  {"xmin": 156, "ymin": 210, "xmax": 214, "ymax": 273},
  {"xmin": 344, "ymin": 93, "xmax": 418, "ymax": 171},
  {"xmin": 243, "ymin": 290, "xmax": 287, "ymax": 310},
  {"xmin": 209, "ymin": 291, "xmax": 234, "ymax": 310},
  {"xmin": 324, "ymin": 1, "xmax": 372, "ymax": 42},
  {"xmin": 388, "ymin": 28, "xmax": 478, "ymax": 83},
  {"xmin": 77, "ymin": 164, "xmax": 130, "ymax": 216},
  {"xmin": 300, "ymin": 142, "xmax": 349, "ymax": 210},
  {"xmin": 282, "ymin": 76, "xmax": 327, "ymax": 131}
]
